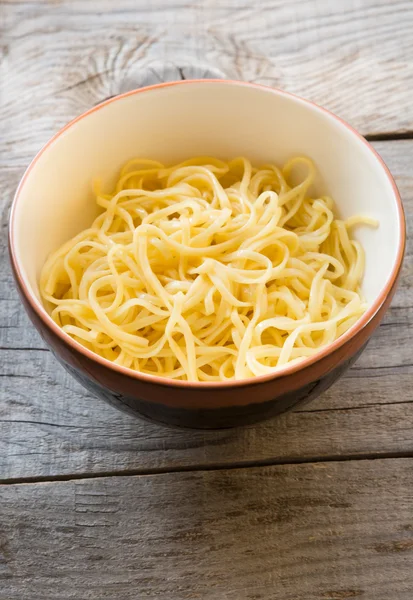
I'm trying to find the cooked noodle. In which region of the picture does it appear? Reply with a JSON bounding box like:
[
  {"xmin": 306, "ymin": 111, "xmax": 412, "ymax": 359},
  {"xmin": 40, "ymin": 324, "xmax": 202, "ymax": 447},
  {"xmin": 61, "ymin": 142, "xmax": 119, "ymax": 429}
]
[{"xmin": 40, "ymin": 156, "xmax": 377, "ymax": 381}]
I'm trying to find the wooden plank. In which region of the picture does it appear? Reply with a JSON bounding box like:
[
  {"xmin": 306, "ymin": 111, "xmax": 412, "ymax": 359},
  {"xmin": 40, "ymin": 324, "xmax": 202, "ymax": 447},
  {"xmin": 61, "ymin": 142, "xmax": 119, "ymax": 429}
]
[
  {"xmin": 1, "ymin": 459, "xmax": 413, "ymax": 599},
  {"xmin": 1, "ymin": 140, "xmax": 412, "ymax": 480},
  {"xmin": 1, "ymin": 0, "xmax": 412, "ymax": 170},
  {"xmin": 1, "ymin": 342, "xmax": 413, "ymax": 481}
]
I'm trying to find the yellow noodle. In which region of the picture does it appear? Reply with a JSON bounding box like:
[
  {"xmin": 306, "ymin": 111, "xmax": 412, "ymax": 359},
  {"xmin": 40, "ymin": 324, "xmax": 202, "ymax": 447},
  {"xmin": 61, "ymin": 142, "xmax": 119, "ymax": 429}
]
[{"xmin": 40, "ymin": 156, "xmax": 377, "ymax": 382}]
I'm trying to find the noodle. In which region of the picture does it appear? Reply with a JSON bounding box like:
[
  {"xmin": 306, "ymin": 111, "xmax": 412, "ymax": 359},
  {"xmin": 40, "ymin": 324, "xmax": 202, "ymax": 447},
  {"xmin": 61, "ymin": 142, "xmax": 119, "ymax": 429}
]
[{"xmin": 40, "ymin": 156, "xmax": 377, "ymax": 381}]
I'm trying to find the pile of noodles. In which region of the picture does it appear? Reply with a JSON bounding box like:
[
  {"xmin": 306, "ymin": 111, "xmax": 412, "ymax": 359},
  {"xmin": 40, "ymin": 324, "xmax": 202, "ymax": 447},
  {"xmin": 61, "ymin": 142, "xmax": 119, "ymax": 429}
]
[{"xmin": 40, "ymin": 156, "xmax": 376, "ymax": 381}]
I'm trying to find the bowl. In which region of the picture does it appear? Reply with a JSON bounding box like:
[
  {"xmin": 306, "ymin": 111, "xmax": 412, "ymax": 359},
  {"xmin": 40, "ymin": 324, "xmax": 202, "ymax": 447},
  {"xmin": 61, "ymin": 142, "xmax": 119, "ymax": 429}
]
[{"xmin": 9, "ymin": 80, "xmax": 405, "ymax": 429}]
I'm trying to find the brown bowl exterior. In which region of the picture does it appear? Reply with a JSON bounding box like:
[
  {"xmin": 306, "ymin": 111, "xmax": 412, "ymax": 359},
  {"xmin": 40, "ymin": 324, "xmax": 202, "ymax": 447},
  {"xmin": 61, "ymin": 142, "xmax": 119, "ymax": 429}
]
[{"xmin": 11, "ymin": 257, "xmax": 400, "ymax": 429}]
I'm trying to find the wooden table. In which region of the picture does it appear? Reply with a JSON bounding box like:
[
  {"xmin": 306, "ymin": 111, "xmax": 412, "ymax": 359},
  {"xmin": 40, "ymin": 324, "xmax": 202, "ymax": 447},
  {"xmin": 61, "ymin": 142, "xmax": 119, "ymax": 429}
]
[{"xmin": 1, "ymin": 1, "xmax": 413, "ymax": 598}]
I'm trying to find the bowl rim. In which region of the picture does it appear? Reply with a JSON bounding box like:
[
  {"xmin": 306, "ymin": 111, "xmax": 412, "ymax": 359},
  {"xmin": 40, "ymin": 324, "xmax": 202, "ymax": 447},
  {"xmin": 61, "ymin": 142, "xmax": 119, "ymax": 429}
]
[{"xmin": 8, "ymin": 79, "xmax": 406, "ymax": 389}]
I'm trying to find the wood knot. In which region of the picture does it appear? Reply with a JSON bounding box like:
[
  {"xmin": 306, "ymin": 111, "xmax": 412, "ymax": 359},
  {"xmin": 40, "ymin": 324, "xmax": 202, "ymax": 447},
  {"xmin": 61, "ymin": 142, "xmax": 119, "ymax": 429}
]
[{"xmin": 118, "ymin": 61, "xmax": 227, "ymax": 95}]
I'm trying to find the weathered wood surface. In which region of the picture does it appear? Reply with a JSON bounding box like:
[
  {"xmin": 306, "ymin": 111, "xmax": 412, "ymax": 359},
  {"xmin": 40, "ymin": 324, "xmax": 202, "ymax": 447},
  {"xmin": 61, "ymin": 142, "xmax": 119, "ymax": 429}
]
[
  {"xmin": 1, "ymin": 140, "xmax": 412, "ymax": 481},
  {"xmin": 1, "ymin": 459, "xmax": 413, "ymax": 600},
  {"xmin": 1, "ymin": 1, "xmax": 413, "ymax": 598},
  {"xmin": 1, "ymin": 0, "xmax": 413, "ymax": 170}
]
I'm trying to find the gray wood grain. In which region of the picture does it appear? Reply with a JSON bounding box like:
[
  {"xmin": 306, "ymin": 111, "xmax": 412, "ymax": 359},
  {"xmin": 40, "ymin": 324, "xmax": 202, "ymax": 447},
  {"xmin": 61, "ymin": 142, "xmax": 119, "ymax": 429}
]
[
  {"xmin": 1, "ymin": 0, "xmax": 413, "ymax": 172},
  {"xmin": 1, "ymin": 140, "xmax": 412, "ymax": 481},
  {"xmin": 1, "ymin": 459, "xmax": 413, "ymax": 600},
  {"xmin": 2, "ymin": 3, "xmax": 413, "ymax": 598}
]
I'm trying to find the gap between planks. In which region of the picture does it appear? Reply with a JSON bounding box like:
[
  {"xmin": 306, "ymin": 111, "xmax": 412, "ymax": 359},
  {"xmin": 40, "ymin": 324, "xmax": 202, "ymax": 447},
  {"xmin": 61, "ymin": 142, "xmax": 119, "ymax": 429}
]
[
  {"xmin": 364, "ymin": 131, "xmax": 413, "ymax": 141},
  {"xmin": 1, "ymin": 450, "xmax": 413, "ymax": 487}
]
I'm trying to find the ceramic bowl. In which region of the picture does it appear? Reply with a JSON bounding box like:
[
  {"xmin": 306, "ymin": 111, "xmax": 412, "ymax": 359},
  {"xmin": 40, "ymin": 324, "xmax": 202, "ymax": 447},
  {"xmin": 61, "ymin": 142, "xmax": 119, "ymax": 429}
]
[{"xmin": 9, "ymin": 80, "xmax": 405, "ymax": 428}]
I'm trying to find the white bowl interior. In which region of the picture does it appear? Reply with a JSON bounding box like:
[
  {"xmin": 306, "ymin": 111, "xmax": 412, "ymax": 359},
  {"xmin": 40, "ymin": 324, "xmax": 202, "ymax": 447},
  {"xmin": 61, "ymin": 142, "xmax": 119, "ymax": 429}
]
[{"xmin": 12, "ymin": 81, "xmax": 402, "ymax": 307}]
